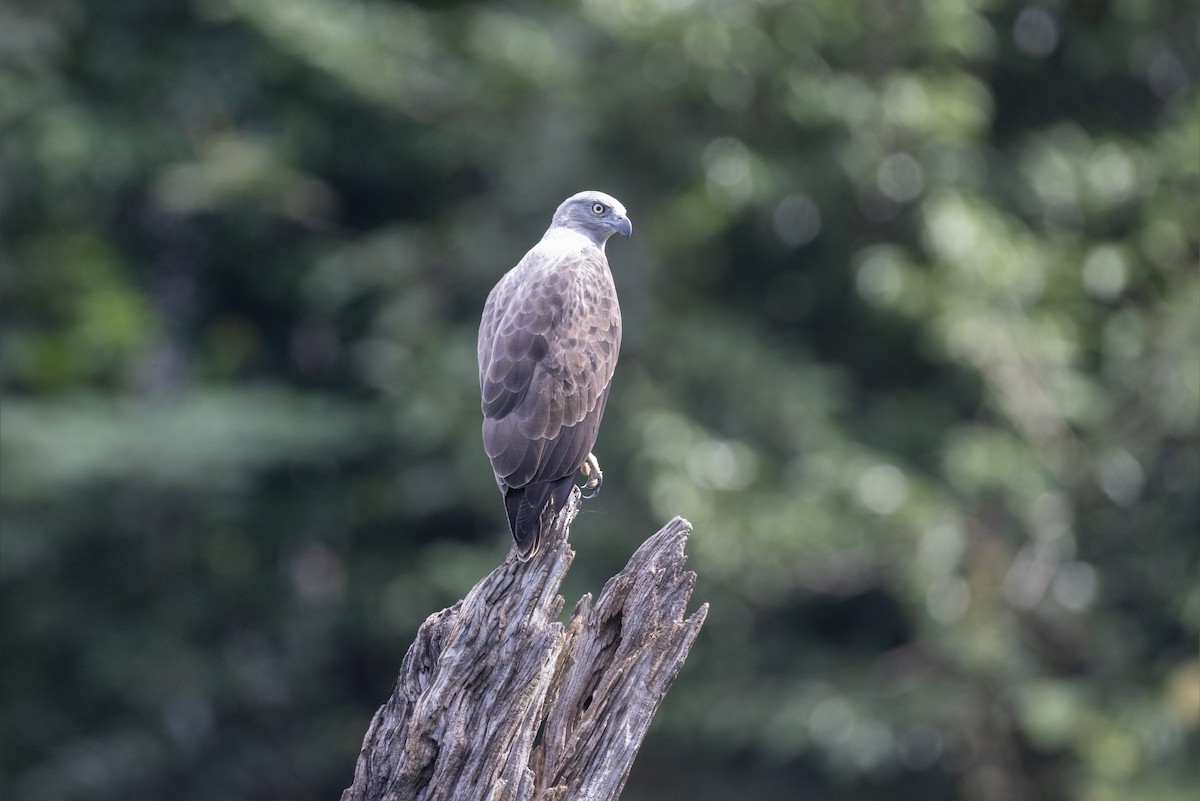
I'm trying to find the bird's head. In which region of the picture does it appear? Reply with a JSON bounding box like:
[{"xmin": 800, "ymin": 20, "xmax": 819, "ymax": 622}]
[{"xmin": 550, "ymin": 191, "xmax": 632, "ymax": 248}]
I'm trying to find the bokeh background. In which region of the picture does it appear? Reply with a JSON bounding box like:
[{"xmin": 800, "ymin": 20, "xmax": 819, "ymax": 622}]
[{"xmin": 2, "ymin": 0, "xmax": 1198, "ymax": 799}]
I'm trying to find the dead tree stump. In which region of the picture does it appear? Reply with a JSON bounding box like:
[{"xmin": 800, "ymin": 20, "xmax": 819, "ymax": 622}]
[{"xmin": 340, "ymin": 488, "xmax": 708, "ymax": 801}]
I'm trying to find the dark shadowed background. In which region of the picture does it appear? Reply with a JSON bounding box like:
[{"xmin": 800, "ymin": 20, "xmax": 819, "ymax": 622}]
[{"xmin": 2, "ymin": 0, "xmax": 1197, "ymax": 799}]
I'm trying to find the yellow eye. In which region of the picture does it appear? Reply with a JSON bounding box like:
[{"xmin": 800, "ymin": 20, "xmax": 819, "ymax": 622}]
[{"xmin": 592, "ymin": 202, "xmax": 605, "ymax": 214}]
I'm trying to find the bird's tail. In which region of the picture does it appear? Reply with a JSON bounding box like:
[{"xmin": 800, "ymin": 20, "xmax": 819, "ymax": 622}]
[{"xmin": 505, "ymin": 475, "xmax": 576, "ymax": 560}]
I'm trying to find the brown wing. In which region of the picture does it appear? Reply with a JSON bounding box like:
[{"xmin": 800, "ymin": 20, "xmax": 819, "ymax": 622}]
[{"xmin": 478, "ymin": 245, "xmax": 621, "ymax": 491}]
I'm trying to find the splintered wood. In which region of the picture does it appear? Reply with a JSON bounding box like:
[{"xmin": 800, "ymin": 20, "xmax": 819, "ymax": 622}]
[{"xmin": 341, "ymin": 489, "xmax": 707, "ymax": 801}]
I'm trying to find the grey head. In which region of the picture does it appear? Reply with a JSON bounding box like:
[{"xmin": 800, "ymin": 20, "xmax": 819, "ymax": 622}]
[{"xmin": 547, "ymin": 190, "xmax": 633, "ymax": 249}]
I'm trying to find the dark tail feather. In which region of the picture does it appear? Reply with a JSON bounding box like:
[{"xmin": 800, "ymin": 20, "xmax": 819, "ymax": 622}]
[{"xmin": 505, "ymin": 476, "xmax": 576, "ymax": 561}]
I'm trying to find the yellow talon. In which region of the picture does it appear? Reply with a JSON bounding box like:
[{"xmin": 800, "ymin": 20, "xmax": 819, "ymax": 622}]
[{"xmin": 580, "ymin": 453, "xmax": 603, "ymax": 498}]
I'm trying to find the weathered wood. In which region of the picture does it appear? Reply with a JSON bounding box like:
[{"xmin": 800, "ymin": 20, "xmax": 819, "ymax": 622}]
[{"xmin": 341, "ymin": 488, "xmax": 707, "ymax": 801}]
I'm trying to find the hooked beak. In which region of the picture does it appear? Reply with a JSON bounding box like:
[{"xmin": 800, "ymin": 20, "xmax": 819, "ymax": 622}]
[{"xmin": 611, "ymin": 216, "xmax": 632, "ymax": 239}]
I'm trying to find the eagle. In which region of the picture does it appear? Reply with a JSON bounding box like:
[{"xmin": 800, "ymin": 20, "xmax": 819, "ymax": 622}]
[{"xmin": 478, "ymin": 191, "xmax": 631, "ymax": 560}]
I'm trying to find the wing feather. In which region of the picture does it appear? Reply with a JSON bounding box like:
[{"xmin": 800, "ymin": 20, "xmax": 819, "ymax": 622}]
[{"xmin": 478, "ymin": 242, "xmax": 621, "ymax": 492}]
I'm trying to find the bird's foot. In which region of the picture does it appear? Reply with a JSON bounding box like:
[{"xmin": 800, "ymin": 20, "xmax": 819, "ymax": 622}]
[{"xmin": 580, "ymin": 453, "xmax": 603, "ymax": 499}]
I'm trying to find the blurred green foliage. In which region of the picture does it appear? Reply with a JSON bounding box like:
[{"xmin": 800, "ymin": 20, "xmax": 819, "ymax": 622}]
[{"xmin": 2, "ymin": 0, "xmax": 1197, "ymax": 799}]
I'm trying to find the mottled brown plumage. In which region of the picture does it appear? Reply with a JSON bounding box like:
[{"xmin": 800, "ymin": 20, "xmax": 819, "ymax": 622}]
[{"xmin": 479, "ymin": 191, "xmax": 630, "ymax": 560}]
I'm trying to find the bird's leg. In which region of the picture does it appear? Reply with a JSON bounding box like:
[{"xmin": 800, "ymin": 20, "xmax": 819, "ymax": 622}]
[{"xmin": 579, "ymin": 452, "xmax": 603, "ymax": 499}]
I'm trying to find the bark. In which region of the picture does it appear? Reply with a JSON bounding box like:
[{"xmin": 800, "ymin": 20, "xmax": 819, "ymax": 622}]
[{"xmin": 340, "ymin": 488, "xmax": 708, "ymax": 801}]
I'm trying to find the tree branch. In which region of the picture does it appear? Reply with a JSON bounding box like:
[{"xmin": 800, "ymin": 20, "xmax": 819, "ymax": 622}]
[{"xmin": 341, "ymin": 488, "xmax": 708, "ymax": 801}]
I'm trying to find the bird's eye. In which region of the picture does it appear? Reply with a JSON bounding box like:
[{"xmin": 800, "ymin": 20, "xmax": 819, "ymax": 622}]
[{"xmin": 591, "ymin": 202, "xmax": 605, "ymax": 214}]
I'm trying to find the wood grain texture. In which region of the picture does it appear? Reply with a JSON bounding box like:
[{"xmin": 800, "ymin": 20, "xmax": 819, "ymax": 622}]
[{"xmin": 341, "ymin": 488, "xmax": 707, "ymax": 801}]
